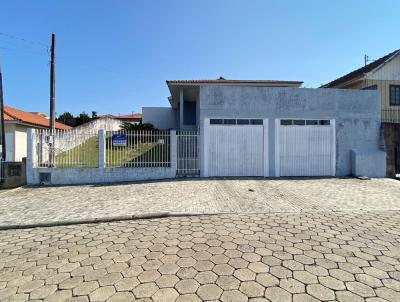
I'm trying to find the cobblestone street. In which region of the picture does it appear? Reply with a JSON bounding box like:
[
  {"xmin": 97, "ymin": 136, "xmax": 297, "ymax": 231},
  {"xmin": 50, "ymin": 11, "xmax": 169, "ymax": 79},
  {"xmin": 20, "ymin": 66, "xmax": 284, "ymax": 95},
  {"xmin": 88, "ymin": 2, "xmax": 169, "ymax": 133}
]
[
  {"xmin": 1, "ymin": 211, "xmax": 400, "ymax": 301},
  {"xmin": 1, "ymin": 178, "xmax": 400, "ymax": 226}
]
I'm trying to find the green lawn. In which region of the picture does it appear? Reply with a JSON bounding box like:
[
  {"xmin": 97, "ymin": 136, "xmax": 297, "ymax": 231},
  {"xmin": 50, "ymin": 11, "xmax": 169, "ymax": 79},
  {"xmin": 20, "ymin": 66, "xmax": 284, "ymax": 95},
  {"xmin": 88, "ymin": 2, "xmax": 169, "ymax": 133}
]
[
  {"xmin": 56, "ymin": 136, "xmax": 99, "ymax": 168},
  {"xmin": 54, "ymin": 134, "xmax": 170, "ymax": 168}
]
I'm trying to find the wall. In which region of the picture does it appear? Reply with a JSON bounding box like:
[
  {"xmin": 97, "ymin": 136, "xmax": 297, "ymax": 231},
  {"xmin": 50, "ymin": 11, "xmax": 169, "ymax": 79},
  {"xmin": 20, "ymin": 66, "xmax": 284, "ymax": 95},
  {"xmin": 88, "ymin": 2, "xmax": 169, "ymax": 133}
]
[
  {"xmin": 142, "ymin": 107, "xmax": 177, "ymax": 130},
  {"xmin": 27, "ymin": 167, "xmax": 175, "ymax": 185},
  {"xmin": 5, "ymin": 124, "xmax": 14, "ymax": 161},
  {"xmin": 1, "ymin": 160, "xmax": 26, "ymax": 188},
  {"xmin": 14, "ymin": 125, "xmax": 27, "ymax": 161},
  {"xmin": 199, "ymin": 86, "xmax": 384, "ymax": 177}
]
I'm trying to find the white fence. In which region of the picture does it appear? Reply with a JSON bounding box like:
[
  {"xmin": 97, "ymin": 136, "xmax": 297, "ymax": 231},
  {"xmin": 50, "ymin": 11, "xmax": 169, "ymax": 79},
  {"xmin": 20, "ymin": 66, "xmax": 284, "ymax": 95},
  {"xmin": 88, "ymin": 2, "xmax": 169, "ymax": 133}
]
[
  {"xmin": 105, "ymin": 130, "xmax": 171, "ymax": 168},
  {"xmin": 34, "ymin": 129, "xmax": 99, "ymax": 168},
  {"xmin": 27, "ymin": 128, "xmax": 203, "ymax": 185},
  {"xmin": 32, "ymin": 129, "xmax": 172, "ymax": 169}
]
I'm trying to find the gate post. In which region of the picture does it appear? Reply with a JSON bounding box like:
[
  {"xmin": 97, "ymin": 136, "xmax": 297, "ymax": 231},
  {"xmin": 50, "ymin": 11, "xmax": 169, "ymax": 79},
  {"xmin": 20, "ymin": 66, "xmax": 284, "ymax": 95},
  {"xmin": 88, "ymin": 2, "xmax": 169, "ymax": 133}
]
[
  {"xmin": 170, "ymin": 130, "xmax": 177, "ymax": 176},
  {"xmin": 27, "ymin": 128, "xmax": 36, "ymax": 169},
  {"xmin": 98, "ymin": 130, "xmax": 106, "ymax": 169},
  {"xmin": 263, "ymin": 119, "xmax": 269, "ymax": 177}
]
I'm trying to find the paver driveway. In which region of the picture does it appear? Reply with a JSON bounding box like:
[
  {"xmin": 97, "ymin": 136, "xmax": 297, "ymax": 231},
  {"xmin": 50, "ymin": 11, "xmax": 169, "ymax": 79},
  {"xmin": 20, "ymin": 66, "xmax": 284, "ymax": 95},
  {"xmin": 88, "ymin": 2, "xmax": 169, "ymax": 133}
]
[
  {"xmin": 1, "ymin": 211, "xmax": 400, "ymax": 301},
  {"xmin": 1, "ymin": 178, "xmax": 400, "ymax": 226}
]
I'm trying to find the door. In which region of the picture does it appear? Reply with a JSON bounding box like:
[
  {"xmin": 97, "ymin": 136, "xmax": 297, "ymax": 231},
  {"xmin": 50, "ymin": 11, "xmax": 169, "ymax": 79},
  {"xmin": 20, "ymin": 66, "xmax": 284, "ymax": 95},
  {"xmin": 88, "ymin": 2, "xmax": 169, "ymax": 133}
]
[
  {"xmin": 277, "ymin": 119, "xmax": 335, "ymax": 177},
  {"xmin": 207, "ymin": 119, "xmax": 265, "ymax": 176}
]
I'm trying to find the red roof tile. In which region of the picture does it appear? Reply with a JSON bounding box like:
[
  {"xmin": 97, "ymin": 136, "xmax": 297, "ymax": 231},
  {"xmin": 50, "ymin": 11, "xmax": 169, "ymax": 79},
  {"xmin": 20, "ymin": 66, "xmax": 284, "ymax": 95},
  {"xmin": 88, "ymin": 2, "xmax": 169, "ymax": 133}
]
[{"xmin": 4, "ymin": 106, "xmax": 72, "ymax": 130}]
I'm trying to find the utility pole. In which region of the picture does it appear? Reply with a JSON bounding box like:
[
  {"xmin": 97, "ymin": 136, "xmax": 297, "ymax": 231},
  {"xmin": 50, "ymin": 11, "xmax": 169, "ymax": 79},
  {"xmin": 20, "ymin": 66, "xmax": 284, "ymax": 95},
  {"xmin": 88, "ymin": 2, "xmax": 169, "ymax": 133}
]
[
  {"xmin": 0, "ymin": 64, "xmax": 6, "ymax": 163},
  {"xmin": 49, "ymin": 33, "xmax": 56, "ymax": 166}
]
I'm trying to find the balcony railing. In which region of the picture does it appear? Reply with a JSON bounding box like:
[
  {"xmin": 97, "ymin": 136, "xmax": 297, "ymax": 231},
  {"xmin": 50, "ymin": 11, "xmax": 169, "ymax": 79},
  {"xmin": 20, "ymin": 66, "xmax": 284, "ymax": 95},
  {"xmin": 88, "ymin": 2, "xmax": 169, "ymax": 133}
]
[{"xmin": 382, "ymin": 109, "xmax": 400, "ymax": 123}]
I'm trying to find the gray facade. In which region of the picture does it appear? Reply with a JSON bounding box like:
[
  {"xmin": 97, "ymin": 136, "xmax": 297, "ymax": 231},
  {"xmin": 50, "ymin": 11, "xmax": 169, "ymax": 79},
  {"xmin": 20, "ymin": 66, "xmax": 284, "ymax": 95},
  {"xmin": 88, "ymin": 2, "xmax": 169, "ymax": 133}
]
[
  {"xmin": 199, "ymin": 86, "xmax": 385, "ymax": 177},
  {"xmin": 142, "ymin": 107, "xmax": 177, "ymax": 130}
]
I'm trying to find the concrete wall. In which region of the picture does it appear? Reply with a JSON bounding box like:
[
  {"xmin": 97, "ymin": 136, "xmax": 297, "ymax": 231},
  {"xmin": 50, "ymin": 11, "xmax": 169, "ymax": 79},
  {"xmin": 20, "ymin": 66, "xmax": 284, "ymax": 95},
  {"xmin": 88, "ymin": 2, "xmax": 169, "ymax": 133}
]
[
  {"xmin": 1, "ymin": 159, "xmax": 26, "ymax": 189},
  {"xmin": 27, "ymin": 167, "xmax": 175, "ymax": 185},
  {"xmin": 351, "ymin": 149, "xmax": 387, "ymax": 178},
  {"xmin": 143, "ymin": 107, "xmax": 177, "ymax": 130},
  {"xmin": 199, "ymin": 86, "xmax": 385, "ymax": 177}
]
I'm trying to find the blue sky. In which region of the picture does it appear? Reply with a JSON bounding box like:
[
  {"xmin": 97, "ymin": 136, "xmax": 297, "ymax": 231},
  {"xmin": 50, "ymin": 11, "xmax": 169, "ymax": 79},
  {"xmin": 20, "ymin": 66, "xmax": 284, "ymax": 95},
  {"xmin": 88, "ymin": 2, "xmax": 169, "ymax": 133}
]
[{"xmin": 0, "ymin": 0, "xmax": 399, "ymax": 116}]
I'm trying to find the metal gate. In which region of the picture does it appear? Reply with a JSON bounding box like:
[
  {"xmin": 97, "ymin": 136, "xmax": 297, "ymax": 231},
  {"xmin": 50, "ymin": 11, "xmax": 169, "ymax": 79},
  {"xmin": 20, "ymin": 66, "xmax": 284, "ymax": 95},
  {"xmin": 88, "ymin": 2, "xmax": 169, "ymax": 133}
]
[
  {"xmin": 277, "ymin": 119, "xmax": 335, "ymax": 177},
  {"xmin": 208, "ymin": 124, "xmax": 264, "ymax": 177},
  {"xmin": 177, "ymin": 130, "xmax": 200, "ymax": 176}
]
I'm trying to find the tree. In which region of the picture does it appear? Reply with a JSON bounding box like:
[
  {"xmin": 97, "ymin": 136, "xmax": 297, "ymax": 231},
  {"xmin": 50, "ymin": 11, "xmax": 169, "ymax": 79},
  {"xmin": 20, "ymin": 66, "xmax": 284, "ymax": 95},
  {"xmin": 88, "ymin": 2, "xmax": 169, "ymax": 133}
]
[
  {"xmin": 75, "ymin": 112, "xmax": 91, "ymax": 126},
  {"xmin": 56, "ymin": 112, "xmax": 75, "ymax": 126},
  {"xmin": 120, "ymin": 122, "xmax": 156, "ymax": 131}
]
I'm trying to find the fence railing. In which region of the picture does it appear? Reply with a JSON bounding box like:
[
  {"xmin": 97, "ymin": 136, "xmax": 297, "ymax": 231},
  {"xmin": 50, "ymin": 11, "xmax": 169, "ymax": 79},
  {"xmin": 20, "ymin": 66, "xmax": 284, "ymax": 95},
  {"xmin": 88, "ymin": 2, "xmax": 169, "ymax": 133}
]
[
  {"xmin": 32, "ymin": 129, "xmax": 172, "ymax": 169},
  {"xmin": 105, "ymin": 130, "xmax": 171, "ymax": 168},
  {"xmin": 177, "ymin": 130, "xmax": 200, "ymax": 176},
  {"xmin": 382, "ymin": 109, "xmax": 400, "ymax": 123},
  {"xmin": 34, "ymin": 129, "xmax": 99, "ymax": 168}
]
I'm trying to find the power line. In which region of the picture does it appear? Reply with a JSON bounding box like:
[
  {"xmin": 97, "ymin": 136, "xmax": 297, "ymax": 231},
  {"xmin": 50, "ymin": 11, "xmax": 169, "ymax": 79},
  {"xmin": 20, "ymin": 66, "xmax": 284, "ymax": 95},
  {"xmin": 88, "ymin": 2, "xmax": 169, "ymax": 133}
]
[
  {"xmin": 0, "ymin": 32, "xmax": 48, "ymax": 48},
  {"xmin": 0, "ymin": 45, "xmax": 49, "ymax": 57}
]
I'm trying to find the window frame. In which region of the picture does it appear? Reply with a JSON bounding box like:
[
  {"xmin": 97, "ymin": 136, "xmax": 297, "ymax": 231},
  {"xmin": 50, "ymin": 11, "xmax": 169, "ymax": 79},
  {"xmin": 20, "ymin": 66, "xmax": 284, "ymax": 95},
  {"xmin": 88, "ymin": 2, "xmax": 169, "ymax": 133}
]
[{"xmin": 390, "ymin": 85, "xmax": 400, "ymax": 106}]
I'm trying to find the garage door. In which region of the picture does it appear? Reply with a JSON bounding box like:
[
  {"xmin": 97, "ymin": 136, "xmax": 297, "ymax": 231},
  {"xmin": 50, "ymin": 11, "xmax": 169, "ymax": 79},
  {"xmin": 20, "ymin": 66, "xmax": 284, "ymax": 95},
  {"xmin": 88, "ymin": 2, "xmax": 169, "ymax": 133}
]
[
  {"xmin": 208, "ymin": 119, "xmax": 265, "ymax": 176},
  {"xmin": 278, "ymin": 119, "xmax": 335, "ymax": 176}
]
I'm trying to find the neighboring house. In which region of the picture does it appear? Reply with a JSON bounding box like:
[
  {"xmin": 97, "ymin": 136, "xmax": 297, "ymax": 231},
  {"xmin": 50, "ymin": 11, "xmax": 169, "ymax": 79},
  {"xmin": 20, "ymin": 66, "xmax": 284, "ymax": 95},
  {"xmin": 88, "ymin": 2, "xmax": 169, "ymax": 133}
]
[
  {"xmin": 321, "ymin": 49, "xmax": 400, "ymax": 123},
  {"xmin": 142, "ymin": 77, "xmax": 385, "ymax": 178},
  {"xmin": 95, "ymin": 113, "xmax": 143, "ymax": 124},
  {"xmin": 321, "ymin": 50, "xmax": 400, "ymax": 177},
  {"xmin": 4, "ymin": 106, "xmax": 71, "ymax": 161}
]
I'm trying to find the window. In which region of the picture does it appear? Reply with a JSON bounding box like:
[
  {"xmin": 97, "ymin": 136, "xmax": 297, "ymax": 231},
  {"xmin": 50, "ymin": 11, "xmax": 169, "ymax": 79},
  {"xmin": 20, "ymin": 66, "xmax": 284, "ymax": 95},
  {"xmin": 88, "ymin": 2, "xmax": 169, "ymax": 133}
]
[
  {"xmin": 293, "ymin": 120, "xmax": 305, "ymax": 126},
  {"xmin": 320, "ymin": 120, "xmax": 330, "ymax": 125},
  {"xmin": 210, "ymin": 119, "xmax": 223, "ymax": 125},
  {"xmin": 237, "ymin": 119, "xmax": 250, "ymax": 125},
  {"xmin": 280, "ymin": 119, "xmax": 331, "ymax": 126},
  {"xmin": 362, "ymin": 85, "xmax": 378, "ymax": 90},
  {"xmin": 250, "ymin": 119, "xmax": 263, "ymax": 125},
  {"xmin": 306, "ymin": 120, "xmax": 319, "ymax": 125},
  {"xmin": 223, "ymin": 119, "xmax": 236, "ymax": 125},
  {"xmin": 209, "ymin": 119, "xmax": 263, "ymax": 126},
  {"xmin": 280, "ymin": 119, "xmax": 292, "ymax": 125},
  {"xmin": 390, "ymin": 85, "xmax": 400, "ymax": 106}
]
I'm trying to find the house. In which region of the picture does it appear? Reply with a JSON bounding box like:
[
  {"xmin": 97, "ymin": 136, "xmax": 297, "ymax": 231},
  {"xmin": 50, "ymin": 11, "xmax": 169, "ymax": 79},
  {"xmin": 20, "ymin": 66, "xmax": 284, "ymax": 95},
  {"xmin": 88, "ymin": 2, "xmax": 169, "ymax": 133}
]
[
  {"xmin": 95, "ymin": 113, "xmax": 143, "ymax": 125},
  {"xmin": 143, "ymin": 77, "xmax": 385, "ymax": 178},
  {"xmin": 321, "ymin": 50, "xmax": 400, "ymax": 177},
  {"xmin": 321, "ymin": 49, "xmax": 400, "ymax": 123},
  {"xmin": 4, "ymin": 106, "xmax": 71, "ymax": 162}
]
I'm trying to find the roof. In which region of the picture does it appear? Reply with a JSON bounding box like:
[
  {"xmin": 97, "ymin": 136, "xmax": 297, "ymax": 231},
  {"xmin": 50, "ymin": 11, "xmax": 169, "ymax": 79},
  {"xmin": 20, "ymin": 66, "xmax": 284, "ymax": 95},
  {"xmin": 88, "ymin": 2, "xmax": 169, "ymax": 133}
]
[
  {"xmin": 167, "ymin": 77, "xmax": 303, "ymax": 87},
  {"xmin": 322, "ymin": 49, "xmax": 400, "ymax": 88},
  {"xmin": 96, "ymin": 113, "xmax": 143, "ymax": 119},
  {"xmin": 4, "ymin": 106, "xmax": 72, "ymax": 130}
]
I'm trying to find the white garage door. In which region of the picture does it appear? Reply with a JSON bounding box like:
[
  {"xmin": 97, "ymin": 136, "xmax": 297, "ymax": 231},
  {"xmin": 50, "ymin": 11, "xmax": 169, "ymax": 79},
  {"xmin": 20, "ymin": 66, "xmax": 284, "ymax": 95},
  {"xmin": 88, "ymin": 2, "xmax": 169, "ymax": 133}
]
[
  {"xmin": 208, "ymin": 119, "xmax": 265, "ymax": 176},
  {"xmin": 278, "ymin": 119, "xmax": 335, "ymax": 177}
]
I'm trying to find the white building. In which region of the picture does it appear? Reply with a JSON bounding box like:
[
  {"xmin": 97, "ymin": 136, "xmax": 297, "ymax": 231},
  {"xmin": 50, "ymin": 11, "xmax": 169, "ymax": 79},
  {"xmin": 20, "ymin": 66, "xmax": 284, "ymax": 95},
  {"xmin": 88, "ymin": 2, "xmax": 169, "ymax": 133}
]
[{"xmin": 4, "ymin": 106, "xmax": 71, "ymax": 162}]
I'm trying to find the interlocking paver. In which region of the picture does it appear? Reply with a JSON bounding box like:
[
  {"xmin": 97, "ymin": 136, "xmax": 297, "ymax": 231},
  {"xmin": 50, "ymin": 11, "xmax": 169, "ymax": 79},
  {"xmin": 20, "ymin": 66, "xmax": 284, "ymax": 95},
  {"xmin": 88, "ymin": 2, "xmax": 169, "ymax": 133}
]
[
  {"xmin": 0, "ymin": 210, "xmax": 400, "ymax": 301},
  {"xmin": 2, "ymin": 178, "xmax": 400, "ymax": 226},
  {"xmin": 197, "ymin": 284, "xmax": 223, "ymax": 300}
]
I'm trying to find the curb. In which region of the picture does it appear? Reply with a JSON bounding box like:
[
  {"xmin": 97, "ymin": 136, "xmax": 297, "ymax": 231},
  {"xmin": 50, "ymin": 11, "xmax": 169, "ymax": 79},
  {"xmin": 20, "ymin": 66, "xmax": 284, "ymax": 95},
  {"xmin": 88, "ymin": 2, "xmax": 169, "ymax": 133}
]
[
  {"xmin": 0, "ymin": 211, "xmax": 221, "ymax": 231},
  {"xmin": 0, "ymin": 209, "xmax": 397, "ymax": 231}
]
